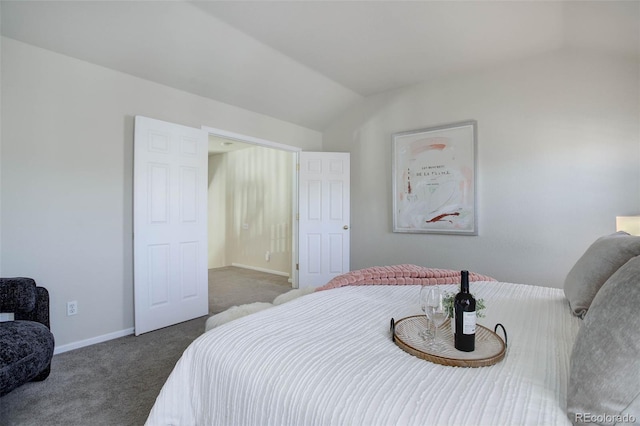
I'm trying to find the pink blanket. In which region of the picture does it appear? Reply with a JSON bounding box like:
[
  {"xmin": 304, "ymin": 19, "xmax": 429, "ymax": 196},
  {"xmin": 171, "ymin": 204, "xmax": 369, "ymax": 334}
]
[{"xmin": 316, "ymin": 264, "xmax": 496, "ymax": 291}]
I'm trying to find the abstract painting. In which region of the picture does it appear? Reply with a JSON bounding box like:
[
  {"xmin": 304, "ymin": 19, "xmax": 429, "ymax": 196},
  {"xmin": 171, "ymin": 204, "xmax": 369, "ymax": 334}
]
[{"xmin": 392, "ymin": 121, "xmax": 477, "ymax": 235}]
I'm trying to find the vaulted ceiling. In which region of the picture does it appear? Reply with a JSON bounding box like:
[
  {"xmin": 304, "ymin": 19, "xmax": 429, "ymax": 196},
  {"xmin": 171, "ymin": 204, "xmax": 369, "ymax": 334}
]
[{"xmin": 2, "ymin": 1, "xmax": 638, "ymax": 131}]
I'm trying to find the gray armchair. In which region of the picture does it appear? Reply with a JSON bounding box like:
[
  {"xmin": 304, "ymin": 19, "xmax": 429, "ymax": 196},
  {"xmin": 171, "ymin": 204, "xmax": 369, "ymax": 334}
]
[{"xmin": 0, "ymin": 277, "xmax": 55, "ymax": 397}]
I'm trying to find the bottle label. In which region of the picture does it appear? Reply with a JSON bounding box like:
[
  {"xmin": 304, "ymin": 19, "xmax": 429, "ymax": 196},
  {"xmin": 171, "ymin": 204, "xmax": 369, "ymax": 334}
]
[{"xmin": 463, "ymin": 311, "xmax": 476, "ymax": 335}]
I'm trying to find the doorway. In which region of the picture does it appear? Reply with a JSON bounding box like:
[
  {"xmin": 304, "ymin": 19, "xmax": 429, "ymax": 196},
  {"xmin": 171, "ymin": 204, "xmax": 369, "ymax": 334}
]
[
  {"xmin": 203, "ymin": 126, "xmax": 301, "ymax": 288},
  {"xmin": 134, "ymin": 118, "xmax": 350, "ymax": 334}
]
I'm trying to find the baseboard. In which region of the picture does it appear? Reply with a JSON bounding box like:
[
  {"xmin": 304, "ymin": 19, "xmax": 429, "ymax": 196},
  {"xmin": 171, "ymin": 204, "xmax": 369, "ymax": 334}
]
[
  {"xmin": 53, "ymin": 264, "xmax": 288, "ymax": 354},
  {"xmin": 54, "ymin": 327, "xmax": 134, "ymax": 355},
  {"xmin": 231, "ymin": 263, "xmax": 290, "ymax": 278}
]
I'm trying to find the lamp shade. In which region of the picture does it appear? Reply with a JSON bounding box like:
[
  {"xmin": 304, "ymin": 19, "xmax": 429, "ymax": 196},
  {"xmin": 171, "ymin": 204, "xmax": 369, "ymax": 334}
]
[{"xmin": 616, "ymin": 216, "xmax": 640, "ymax": 236}]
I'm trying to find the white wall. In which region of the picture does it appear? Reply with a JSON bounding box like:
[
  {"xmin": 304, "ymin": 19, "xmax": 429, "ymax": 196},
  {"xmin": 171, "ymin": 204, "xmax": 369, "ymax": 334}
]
[
  {"xmin": 323, "ymin": 48, "xmax": 640, "ymax": 287},
  {"xmin": 208, "ymin": 154, "xmax": 227, "ymax": 268},
  {"xmin": 208, "ymin": 147, "xmax": 293, "ymax": 275},
  {"xmin": 0, "ymin": 37, "xmax": 321, "ymax": 350},
  {"xmin": 0, "ymin": 12, "xmax": 7, "ymax": 323},
  {"xmin": 226, "ymin": 146, "xmax": 293, "ymax": 274},
  {"xmin": 0, "ymin": 10, "xmax": 3, "ymax": 277}
]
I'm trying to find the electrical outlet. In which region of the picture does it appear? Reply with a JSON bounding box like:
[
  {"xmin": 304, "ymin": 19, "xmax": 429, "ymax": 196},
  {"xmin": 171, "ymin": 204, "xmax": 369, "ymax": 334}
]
[{"xmin": 67, "ymin": 300, "xmax": 78, "ymax": 316}]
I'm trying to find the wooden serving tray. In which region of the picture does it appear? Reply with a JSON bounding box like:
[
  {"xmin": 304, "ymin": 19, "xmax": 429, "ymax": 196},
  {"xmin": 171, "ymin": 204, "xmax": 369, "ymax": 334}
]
[{"xmin": 392, "ymin": 315, "xmax": 506, "ymax": 367}]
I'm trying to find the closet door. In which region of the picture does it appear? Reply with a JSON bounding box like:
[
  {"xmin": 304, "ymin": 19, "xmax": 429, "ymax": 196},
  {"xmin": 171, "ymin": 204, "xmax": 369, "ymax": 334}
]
[{"xmin": 133, "ymin": 116, "xmax": 208, "ymax": 335}]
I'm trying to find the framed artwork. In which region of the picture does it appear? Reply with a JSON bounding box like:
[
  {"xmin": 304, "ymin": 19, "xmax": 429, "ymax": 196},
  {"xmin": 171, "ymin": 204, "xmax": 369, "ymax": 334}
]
[{"xmin": 392, "ymin": 120, "xmax": 477, "ymax": 235}]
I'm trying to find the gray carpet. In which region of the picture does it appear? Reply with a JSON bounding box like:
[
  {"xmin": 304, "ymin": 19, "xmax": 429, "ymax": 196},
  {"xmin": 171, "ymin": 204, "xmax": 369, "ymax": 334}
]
[
  {"xmin": 0, "ymin": 267, "xmax": 291, "ymax": 426},
  {"xmin": 208, "ymin": 266, "xmax": 293, "ymax": 315}
]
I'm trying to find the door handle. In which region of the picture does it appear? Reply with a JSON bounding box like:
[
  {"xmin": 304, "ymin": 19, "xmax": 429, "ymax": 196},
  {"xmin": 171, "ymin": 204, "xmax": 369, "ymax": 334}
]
[{"xmin": 343, "ymin": 225, "xmax": 349, "ymax": 230}]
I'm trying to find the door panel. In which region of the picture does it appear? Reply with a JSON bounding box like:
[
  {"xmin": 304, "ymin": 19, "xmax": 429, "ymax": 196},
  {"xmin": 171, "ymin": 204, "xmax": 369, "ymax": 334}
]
[
  {"xmin": 298, "ymin": 152, "xmax": 350, "ymax": 288},
  {"xmin": 134, "ymin": 116, "xmax": 208, "ymax": 335}
]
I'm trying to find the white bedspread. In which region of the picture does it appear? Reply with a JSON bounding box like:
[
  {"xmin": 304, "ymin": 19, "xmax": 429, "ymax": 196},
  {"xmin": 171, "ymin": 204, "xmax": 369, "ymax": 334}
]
[{"xmin": 146, "ymin": 281, "xmax": 581, "ymax": 426}]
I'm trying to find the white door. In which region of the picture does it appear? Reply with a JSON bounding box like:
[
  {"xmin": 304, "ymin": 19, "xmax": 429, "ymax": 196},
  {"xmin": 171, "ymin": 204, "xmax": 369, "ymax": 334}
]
[
  {"xmin": 133, "ymin": 116, "xmax": 208, "ymax": 335},
  {"xmin": 298, "ymin": 152, "xmax": 350, "ymax": 288}
]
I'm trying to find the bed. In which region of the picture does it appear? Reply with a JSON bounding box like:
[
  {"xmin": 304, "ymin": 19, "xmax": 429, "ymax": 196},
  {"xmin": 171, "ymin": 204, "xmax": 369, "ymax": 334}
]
[{"xmin": 146, "ymin": 234, "xmax": 640, "ymax": 426}]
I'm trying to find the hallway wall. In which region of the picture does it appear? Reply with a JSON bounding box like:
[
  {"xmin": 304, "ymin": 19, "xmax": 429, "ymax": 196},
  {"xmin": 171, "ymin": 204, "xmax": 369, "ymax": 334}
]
[{"xmin": 208, "ymin": 146, "xmax": 293, "ymax": 276}]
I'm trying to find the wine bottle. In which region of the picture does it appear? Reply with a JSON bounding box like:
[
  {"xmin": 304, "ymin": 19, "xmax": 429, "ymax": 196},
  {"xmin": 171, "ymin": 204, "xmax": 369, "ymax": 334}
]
[{"xmin": 454, "ymin": 270, "xmax": 476, "ymax": 352}]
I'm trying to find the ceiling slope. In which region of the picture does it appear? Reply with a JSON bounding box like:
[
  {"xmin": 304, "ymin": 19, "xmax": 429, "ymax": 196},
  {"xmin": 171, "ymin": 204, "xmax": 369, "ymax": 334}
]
[
  {"xmin": 2, "ymin": 1, "xmax": 638, "ymax": 131},
  {"xmin": 1, "ymin": 0, "xmax": 361, "ymax": 130},
  {"xmin": 195, "ymin": 1, "xmax": 567, "ymax": 97}
]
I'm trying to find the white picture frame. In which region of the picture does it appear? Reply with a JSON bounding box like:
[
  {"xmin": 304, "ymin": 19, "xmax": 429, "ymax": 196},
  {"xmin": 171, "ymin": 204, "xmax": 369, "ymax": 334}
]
[{"xmin": 392, "ymin": 120, "xmax": 477, "ymax": 235}]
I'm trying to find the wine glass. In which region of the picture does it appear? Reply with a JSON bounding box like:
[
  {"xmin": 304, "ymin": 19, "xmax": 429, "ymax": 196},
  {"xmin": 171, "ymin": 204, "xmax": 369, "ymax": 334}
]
[
  {"xmin": 424, "ymin": 286, "xmax": 448, "ymax": 347},
  {"xmin": 419, "ymin": 285, "xmax": 433, "ymax": 339}
]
